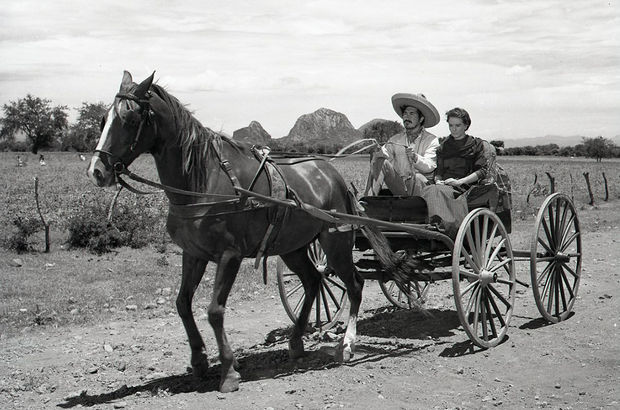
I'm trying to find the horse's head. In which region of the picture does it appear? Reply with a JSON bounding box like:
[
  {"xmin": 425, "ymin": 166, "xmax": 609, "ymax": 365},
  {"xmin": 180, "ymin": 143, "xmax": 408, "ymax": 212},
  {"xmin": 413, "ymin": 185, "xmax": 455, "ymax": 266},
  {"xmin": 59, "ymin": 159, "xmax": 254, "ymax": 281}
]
[{"xmin": 88, "ymin": 71, "xmax": 159, "ymax": 187}]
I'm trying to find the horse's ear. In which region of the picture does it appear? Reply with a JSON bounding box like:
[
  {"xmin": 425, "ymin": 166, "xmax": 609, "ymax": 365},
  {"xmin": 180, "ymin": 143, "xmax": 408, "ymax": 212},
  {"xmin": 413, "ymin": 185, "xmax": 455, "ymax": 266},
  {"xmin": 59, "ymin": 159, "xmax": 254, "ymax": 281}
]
[
  {"xmin": 120, "ymin": 71, "xmax": 133, "ymax": 91},
  {"xmin": 135, "ymin": 71, "xmax": 155, "ymax": 98}
]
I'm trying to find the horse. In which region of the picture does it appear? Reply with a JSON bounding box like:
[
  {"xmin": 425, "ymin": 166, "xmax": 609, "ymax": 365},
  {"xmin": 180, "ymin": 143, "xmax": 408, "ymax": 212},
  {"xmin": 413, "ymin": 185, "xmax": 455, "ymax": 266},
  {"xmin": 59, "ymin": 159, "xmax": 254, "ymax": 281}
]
[{"xmin": 87, "ymin": 71, "xmax": 365, "ymax": 393}]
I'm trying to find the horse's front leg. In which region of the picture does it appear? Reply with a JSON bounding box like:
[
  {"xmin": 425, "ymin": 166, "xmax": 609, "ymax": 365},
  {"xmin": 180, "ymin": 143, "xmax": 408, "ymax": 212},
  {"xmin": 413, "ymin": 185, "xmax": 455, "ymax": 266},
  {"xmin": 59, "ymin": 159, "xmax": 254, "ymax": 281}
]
[
  {"xmin": 208, "ymin": 249, "xmax": 242, "ymax": 393},
  {"xmin": 176, "ymin": 252, "xmax": 209, "ymax": 377},
  {"xmin": 280, "ymin": 248, "xmax": 321, "ymax": 360}
]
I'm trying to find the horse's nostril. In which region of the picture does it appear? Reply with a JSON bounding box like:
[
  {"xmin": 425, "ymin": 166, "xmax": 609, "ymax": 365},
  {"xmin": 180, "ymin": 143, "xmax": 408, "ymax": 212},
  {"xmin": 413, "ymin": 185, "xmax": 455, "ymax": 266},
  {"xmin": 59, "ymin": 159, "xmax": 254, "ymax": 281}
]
[{"xmin": 94, "ymin": 168, "xmax": 103, "ymax": 182}]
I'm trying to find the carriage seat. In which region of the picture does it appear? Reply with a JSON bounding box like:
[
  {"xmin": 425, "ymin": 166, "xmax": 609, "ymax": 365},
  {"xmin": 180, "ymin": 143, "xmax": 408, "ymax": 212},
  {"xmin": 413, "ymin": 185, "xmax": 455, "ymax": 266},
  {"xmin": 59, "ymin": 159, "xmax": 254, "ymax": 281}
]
[{"xmin": 358, "ymin": 195, "xmax": 428, "ymax": 224}]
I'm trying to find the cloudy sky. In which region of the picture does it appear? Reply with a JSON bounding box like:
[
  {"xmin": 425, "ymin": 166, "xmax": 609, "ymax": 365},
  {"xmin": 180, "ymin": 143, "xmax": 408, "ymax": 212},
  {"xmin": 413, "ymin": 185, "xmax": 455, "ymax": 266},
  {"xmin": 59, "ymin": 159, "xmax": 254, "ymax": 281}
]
[{"xmin": 1, "ymin": 0, "xmax": 618, "ymax": 140}]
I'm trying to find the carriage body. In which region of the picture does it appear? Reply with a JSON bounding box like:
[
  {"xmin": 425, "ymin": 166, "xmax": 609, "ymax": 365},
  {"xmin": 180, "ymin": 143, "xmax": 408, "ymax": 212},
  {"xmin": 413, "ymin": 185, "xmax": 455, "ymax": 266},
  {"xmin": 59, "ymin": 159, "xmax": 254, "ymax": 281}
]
[{"xmin": 278, "ymin": 177, "xmax": 582, "ymax": 349}]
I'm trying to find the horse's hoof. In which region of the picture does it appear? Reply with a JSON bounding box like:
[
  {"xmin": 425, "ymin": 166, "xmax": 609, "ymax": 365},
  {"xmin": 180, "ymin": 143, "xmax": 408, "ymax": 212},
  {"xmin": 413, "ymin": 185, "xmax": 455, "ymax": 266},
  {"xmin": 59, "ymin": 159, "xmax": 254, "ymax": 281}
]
[
  {"xmin": 335, "ymin": 343, "xmax": 354, "ymax": 363},
  {"xmin": 191, "ymin": 361, "xmax": 210, "ymax": 379},
  {"xmin": 288, "ymin": 338, "xmax": 305, "ymax": 360},
  {"xmin": 219, "ymin": 370, "xmax": 241, "ymax": 393}
]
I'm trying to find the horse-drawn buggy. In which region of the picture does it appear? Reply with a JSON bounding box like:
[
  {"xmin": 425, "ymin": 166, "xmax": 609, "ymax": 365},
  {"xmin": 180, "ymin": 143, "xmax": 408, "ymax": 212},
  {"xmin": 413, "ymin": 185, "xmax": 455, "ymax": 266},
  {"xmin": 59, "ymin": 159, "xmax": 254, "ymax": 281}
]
[
  {"xmin": 276, "ymin": 150, "xmax": 582, "ymax": 349},
  {"xmin": 88, "ymin": 71, "xmax": 582, "ymax": 392}
]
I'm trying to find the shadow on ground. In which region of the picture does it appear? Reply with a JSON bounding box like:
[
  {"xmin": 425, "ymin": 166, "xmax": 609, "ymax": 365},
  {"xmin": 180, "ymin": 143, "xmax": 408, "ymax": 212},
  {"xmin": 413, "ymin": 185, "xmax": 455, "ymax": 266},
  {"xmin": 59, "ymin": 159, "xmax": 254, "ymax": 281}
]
[{"xmin": 57, "ymin": 306, "xmax": 464, "ymax": 407}]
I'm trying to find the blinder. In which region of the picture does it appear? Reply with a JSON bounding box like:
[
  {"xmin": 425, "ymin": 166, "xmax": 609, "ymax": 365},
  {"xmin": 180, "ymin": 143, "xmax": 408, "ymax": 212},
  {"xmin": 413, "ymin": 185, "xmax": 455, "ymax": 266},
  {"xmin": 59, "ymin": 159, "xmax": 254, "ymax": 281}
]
[{"xmin": 95, "ymin": 90, "xmax": 155, "ymax": 176}]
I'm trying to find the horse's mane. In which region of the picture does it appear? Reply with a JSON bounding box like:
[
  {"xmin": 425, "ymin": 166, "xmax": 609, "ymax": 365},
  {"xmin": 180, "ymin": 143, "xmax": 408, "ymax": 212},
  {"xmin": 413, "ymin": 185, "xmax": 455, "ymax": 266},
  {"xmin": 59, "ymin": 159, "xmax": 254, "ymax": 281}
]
[{"xmin": 150, "ymin": 84, "xmax": 242, "ymax": 191}]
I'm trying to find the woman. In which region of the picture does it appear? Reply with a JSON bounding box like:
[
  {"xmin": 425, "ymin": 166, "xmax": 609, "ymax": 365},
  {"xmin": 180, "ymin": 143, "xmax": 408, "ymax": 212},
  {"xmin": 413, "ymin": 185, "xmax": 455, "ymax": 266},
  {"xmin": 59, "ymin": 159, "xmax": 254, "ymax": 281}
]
[
  {"xmin": 422, "ymin": 107, "xmax": 489, "ymax": 236},
  {"xmin": 435, "ymin": 107, "xmax": 488, "ymax": 189}
]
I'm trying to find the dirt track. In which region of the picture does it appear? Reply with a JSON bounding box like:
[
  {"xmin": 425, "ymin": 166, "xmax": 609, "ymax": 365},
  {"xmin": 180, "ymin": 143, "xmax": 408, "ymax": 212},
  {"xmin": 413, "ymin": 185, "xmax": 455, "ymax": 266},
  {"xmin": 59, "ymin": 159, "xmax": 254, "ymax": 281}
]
[{"xmin": 1, "ymin": 207, "xmax": 618, "ymax": 409}]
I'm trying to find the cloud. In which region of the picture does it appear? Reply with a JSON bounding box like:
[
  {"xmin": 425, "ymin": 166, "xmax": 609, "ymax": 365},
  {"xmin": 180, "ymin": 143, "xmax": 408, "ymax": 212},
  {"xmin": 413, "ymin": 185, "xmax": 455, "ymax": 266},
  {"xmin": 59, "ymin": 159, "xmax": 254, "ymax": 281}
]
[{"xmin": 506, "ymin": 65, "xmax": 533, "ymax": 75}]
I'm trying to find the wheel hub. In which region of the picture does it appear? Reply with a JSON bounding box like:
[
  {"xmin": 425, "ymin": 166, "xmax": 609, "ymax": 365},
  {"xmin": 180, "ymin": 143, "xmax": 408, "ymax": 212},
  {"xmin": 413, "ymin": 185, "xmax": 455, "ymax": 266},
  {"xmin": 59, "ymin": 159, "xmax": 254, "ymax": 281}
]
[
  {"xmin": 554, "ymin": 252, "xmax": 571, "ymax": 263},
  {"xmin": 479, "ymin": 269, "xmax": 497, "ymax": 286}
]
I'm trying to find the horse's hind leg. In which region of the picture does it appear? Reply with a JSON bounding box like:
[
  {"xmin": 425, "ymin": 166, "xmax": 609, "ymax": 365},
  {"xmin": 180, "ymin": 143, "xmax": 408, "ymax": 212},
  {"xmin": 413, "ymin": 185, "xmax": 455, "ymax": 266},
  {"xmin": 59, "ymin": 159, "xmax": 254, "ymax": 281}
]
[
  {"xmin": 280, "ymin": 247, "xmax": 321, "ymax": 359},
  {"xmin": 319, "ymin": 231, "xmax": 364, "ymax": 362},
  {"xmin": 177, "ymin": 252, "xmax": 209, "ymax": 377},
  {"xmin": 208, "ymin": 249, "xmax": 242, "ymax": 393}
]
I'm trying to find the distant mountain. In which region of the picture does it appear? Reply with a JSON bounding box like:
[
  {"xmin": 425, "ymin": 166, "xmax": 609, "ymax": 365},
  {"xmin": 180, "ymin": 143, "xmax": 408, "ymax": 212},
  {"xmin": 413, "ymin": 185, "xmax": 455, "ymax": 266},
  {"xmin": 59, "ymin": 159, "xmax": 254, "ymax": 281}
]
[
  {"xmin": 232, "ymin": 121, "xmax": 272, "ymax": 144},
  {"xmin": 502, "ymin": 135, "xmax": 620, "ymax": 148},
  {"xmin": 280, "ymin": 108, "xmax": 362, "ymax": 147}
]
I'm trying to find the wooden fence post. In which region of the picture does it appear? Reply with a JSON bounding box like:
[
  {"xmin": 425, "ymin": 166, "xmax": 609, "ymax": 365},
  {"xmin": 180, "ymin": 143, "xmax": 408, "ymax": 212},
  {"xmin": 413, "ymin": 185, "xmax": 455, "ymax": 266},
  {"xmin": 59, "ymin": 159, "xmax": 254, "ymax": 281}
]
[
  {"xmin": 34, "ymin": 177, "xmax": 51, "ymax": 253},
  {"xmin": 527, "ymin": 173, "xmax": 538, "ymax": 204},
  {"xmin": 583, "ymin": 172, "xmax": 594, "ymax": 206},
  {"xmin": 545, "ymin": 172, "xmax": 555, "ymax": 193},
  {"xmin": 569, "ymin": 173, "xmax": 574, "ymax": 202},
  {"xmin": 602, "ymin": 172, "xmax": 609, "ymax": 201}
]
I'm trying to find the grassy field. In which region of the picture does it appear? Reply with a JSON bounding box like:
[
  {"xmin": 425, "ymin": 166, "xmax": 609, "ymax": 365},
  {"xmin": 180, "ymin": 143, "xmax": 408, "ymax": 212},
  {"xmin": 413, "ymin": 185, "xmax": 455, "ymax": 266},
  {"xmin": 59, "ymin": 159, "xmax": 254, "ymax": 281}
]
[{"xmin": 0, "ymin": 151, "xmax": 618, "ymax": 338}]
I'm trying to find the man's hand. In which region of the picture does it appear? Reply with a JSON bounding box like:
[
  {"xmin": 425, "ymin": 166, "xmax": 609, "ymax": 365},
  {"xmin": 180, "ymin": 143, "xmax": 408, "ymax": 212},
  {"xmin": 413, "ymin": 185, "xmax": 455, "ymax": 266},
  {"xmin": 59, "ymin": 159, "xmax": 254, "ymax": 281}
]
[
  {"xmin": 443, "ymin": 178, "xmax": 462, "ymax": 187},
  {"xmin": 405, "ymin": 147, "xmax": 418, "ymax": 163}
]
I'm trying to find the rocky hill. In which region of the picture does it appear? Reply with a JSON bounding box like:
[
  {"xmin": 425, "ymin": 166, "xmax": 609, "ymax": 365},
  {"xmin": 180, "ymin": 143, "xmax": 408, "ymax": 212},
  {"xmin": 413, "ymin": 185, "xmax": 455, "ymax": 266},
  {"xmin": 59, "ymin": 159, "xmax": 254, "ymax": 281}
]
[
  {"xmin": 232, "ymin": 121, "xmax": 272, "ymax": 145},
  {"xmin": 280, "ymin": 108, "xmax": 362, "ymax": 147}
]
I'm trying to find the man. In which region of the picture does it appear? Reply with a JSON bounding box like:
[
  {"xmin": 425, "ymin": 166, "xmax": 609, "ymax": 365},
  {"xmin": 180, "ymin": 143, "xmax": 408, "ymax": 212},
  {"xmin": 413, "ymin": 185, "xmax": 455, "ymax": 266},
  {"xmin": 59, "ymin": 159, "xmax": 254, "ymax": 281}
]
[{"xmin": 364, "ymin": 93, "xmax": 440, "ymax": 196}]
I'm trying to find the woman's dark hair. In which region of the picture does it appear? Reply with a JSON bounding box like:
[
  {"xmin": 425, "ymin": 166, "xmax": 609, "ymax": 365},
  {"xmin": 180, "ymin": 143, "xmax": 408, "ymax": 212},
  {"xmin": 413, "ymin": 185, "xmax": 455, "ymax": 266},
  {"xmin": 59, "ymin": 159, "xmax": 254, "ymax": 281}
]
[{"xmin": 445, "ymin": 107, "xmax": 471, "ymax": 129}]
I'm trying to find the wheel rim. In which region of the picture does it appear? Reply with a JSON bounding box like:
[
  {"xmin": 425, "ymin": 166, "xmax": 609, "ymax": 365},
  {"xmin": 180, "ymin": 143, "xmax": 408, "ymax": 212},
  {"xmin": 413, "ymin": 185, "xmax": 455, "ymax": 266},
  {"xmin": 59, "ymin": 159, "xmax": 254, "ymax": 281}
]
[
  {"xmin": 276, "ymin": 239, "xmax": 348, "ymax": 331},
  {"xmin": 379, "ymin": 279, "xmax": 430, "ymax": 309},
  {"xmin": 530, "ymin": 193, "xmax": 581, "ymax": 323},
  {"xmin": 453, "ymin": 209, "xmax": 516, "ymax": 348}
]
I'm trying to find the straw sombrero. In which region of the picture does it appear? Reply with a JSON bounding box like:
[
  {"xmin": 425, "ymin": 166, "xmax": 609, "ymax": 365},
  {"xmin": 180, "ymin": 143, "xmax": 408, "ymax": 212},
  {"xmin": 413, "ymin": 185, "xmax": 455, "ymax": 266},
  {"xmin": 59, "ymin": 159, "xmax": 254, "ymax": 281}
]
[{"xmin": 391, "ymin": 93, "xmax": 440, "ymax": 128}]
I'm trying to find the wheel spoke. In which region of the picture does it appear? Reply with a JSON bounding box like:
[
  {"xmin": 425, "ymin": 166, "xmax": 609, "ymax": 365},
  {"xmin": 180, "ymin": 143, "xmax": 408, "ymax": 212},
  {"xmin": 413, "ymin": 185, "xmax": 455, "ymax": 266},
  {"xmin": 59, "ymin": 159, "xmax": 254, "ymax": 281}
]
[
  {"xmin": 484, "ymin": 224, "xmax": 500, "ymax": 266},
  {"xmin": 541, "ymin": 218, "xmax": 556, "ymax": 250},
  {"xmin": 474, "ymin": 217, "xmax": 482, "ymax": 263},
  {"xmin": 481, "ymin": 215, "xmax": 490, "ymax": 265},
  {"xmin": 466, "ymin": 227, "xmax": 482, "ymax": 268},
  {"xmin": 541, "ymin": 264, "xmax": 554, "ymax": 304},
  {"xmin": 315, "ymin": 292, "xmax": 321, "ymax": 324},
  {"xmin": 483, "ymin": 291, "xmax": 498, "ymax": 339},
  {"xmin": 286, "ymin": 282, "xmax": 304, "ymax": 299},
  {"xmin": 459, "ymin": 269, "xmax": 479, "ymax": 281},
  {"xmin": 558, "ymin": 213, "xmax": 576, "ymax": 247},
  {"xmin": 472, "ymin": 286, "xmax": 482, "ymax": 336},
  {"xmin": 462, "ymin": 251, "xmax": 480, "ymax": 274},
  {"xmin": 293, "ymin": 293, "xmax": 304, "ymax": 316},
  {"xmin": 560, "ymin": 231, "xmax": 580, "ymax": 253},
  {"xmin": 480, "ymin": 289, "xmax": 489, "ymax": 341},
  {"xmin": 489, "ymin": 257, "xmax": 512, "ymax": 274},
  {"xmin": 325, "ymin": 276, "xmax": 347, "ymax": 292},
  {"xmin": 559, "ymin": 267, "xmax": 575, "ymax": 299},
  {"xmin": 559, "ymin": 261, "xmax": 579, "ymax": 279},
  {"xmin": 557, "ymin": 201, "xmax": 570, "ymax": 239},
  {"xmin": 487, "ymin": 288, "xmax": 507, "ymax": 328},
  {"xmin": 557, "ymin": 269, "xmax": 568, "ymax": 313},
  {"xmin": 537, "ymin": 235, "xmax": 554, "ymax": 256},
  {"xmin": 465, "ymin": 285, "xmax": 480, "ymax": 322},
  {"xmin": 547, "ymin": 202, "xmax": 556, "ymax": 248},
  {"xmin": 322, "ymin": 280, "xmax": 342, "ymax": 311},
  {"xmin": 537, "ymin": 261, "xmax": 554, "ymax": 286},
  {"xmin": 320, "ymin": 284, "xmax": 333, "ymax": 323},
  {"xmin": 488, "ymin": 283, "xmax": 512, "ymax": 309},
  {"xmin": 546, "ymin": 269, "xmax": 556, "ymax": 314},
  {"xmin": 461, "ymin": 280, "xmax": 479, "ymax": 298}
]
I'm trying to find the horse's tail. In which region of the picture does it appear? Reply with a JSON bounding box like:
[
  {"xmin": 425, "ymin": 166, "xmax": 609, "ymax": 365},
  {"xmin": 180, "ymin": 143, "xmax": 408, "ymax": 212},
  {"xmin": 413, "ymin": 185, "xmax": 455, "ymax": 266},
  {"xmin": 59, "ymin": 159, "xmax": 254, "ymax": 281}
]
[{"xmin": 346, "ymin": 190, "xmax": 428, "ymax": 314}]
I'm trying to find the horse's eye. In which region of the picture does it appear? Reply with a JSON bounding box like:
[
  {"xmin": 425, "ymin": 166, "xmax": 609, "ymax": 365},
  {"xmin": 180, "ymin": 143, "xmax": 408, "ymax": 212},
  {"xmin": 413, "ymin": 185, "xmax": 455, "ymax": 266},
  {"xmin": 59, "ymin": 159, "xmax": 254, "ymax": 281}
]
[{"xmin": 100, "ymin": 115, "xmax": 106, "ymax": 132}]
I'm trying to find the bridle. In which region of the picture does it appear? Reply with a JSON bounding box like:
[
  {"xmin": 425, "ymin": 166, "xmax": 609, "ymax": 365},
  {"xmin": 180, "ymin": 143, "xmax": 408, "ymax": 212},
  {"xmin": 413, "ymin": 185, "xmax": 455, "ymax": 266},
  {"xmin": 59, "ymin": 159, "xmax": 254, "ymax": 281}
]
[{"xmin": 95, "ymin": 90, "xmax": 155, "ymax": 176}]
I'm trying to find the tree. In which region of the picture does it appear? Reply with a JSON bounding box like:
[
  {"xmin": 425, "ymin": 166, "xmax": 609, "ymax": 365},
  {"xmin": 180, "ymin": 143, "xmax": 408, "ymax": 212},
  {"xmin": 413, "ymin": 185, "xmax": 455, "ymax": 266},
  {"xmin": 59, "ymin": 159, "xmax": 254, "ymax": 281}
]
[
  {"xmin": 62, "ymin": 102, "xmax": 108, "ymax": 151},
  {"xmin": 0, "ymin": 95, "xmax": 68, "ymax": 153},
  {"xmin": 489, "ymin": 140, "xmax": 504, "ymax": 148},
  {"xmin": 582, "ymin": 136, "xmax": 616, "ymax": 162},
  {"xmin": 363, "ymin": 121, "xmax": 404, "ymax": 144}
]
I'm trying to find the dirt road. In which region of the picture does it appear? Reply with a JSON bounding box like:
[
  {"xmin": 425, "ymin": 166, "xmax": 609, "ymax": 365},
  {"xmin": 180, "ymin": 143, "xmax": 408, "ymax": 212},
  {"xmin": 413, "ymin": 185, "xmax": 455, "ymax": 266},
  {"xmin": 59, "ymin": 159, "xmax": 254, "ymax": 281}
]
[{"xmin": 1, "ymin": 207, "xmax": 618, "ymax": 409}]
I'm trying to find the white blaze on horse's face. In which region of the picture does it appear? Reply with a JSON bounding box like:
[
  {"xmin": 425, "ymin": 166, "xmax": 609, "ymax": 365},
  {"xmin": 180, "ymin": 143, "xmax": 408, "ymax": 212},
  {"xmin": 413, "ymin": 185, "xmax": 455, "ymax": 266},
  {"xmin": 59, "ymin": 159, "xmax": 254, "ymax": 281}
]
[{"xmin": 87, "ymin": 106, "xmax": 117, "ymax": 187}]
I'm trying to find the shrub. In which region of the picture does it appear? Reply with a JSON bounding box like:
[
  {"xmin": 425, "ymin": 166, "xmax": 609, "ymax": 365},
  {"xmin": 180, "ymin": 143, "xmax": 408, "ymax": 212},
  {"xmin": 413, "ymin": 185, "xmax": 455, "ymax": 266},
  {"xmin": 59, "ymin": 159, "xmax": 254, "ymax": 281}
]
[
  {"xmin": 66, "ymin": 201, "xmax": 163, "ymax": 254},
  {"xmin": 6, "ymin": 216, "xmax": 42, "ymax": 253}
]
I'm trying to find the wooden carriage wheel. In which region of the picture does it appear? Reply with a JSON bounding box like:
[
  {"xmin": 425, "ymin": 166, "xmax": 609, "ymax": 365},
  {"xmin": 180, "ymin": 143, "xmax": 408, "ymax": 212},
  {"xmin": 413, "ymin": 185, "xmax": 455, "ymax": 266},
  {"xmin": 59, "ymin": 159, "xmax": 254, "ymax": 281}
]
[
  {"xmin": 276, "ymin": 239, "xmax": 348, "ymax": 331},
  {"xmin": 379, "ymin": 278, "xmax": 430, "ymax": 309},
  {"xmin": 530, "ymin": 193, "xmax": 581, "ymax": 323},
  {"xmin": 452, "ymin": 209, "xmax": 516, "ymax": 348}
]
